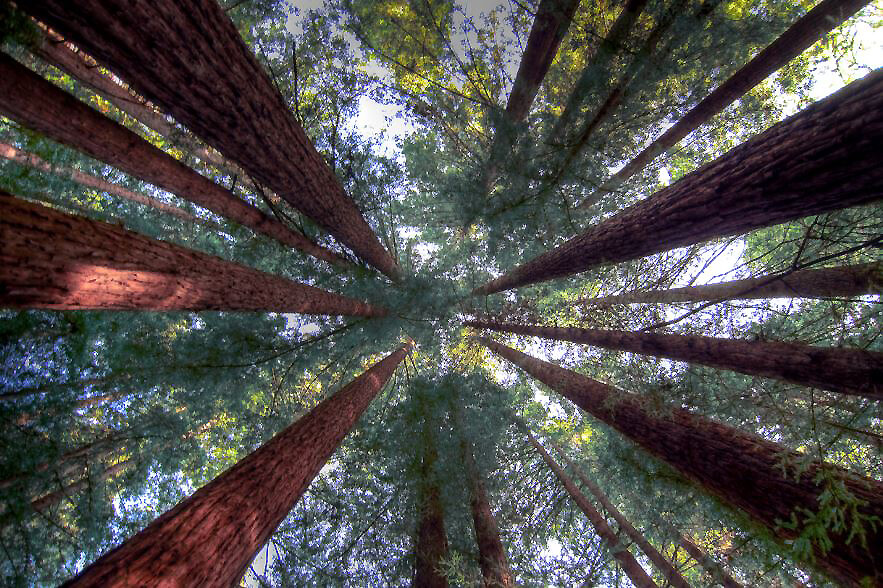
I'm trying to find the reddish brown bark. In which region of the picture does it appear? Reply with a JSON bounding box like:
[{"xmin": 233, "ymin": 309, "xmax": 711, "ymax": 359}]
[
  {"xmin": 580, "ymin": 262, "xmax": 883, "ymax": 306},
  {"xmin": 0, "ymin": 193, "xmax": 386, "ymax": 315},
  {"xmin": 521, "ymin": 428, "xmax": 657, "ymax": 587},
  {"xmin": 414, "ymin": 415, "xmax": 449, "ymax": 588},
  {"xmin": 473, "ymin": 69, "xmax": 883, "ymax": 295},
  {"xmin": 593, "ymin": 0, "xmax": 873, "ymax": 201},
  {"xmin": 0, "ymin": 53, "xmax": 350, "ymax": 268},
  {"xmin": 549, "ymin": 443, "xmax": 690, "ymax": 588},
  {"xmin": 62, "ymin": 345, "xmax": 409, "ymax": 587},
  {"xmin": 466, "ymin": 320, "xmax": 883, "ymax": 400},
  {"xmin": 22, "ymin": 0, "xmax": 400, "ymax": 278},
  {"xmin": 478, "ymin": 337, "xmax": 883, "ymax": 587}
]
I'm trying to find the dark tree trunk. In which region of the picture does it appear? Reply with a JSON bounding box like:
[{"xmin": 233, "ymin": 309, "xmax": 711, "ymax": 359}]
[
  {"xmin": 580, "ymin": 262, "xmax": 883, "ymax": 306},
  {"xmin": 594, "ymin": 0, "xmax": 873, "ymax": 200},
  {"xmin": 473, "ymin": 69, "xmax": 883, "ymax": 295},
  {"xmin": 478, "ymin": 337, "xmax": 883, "ymax": 587},
  {"xmin": 521, "ymin": 428, "xmax": 657, "ymax": 588},
  {"xmin": 21, "ymin": 0, "xmax": 400, "ymax": 278},
  {"xmin": 0, "ymin": 193, "xmax": 385, "ymax": 316},
  {"xmin": 549, "ymin": 442, "xmax": 690, "ymax": 588},
  {"xmin": 0, "ymin": 53, "xmax": 349, "ymax": 268},
  {"xmin": 62, "ymin": 345, "xmax": 410, "ymax": 587},
  {"xmin": 466, "ymin": 321, "xmax": 883, "ymax": 400},
  {"xmin": 413, "ymin": 414, "xmax": 449, "ymax": 588}
]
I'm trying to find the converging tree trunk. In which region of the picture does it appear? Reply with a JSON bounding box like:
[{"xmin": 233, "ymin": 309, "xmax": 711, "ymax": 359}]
[
  {"xmin": 548, "ymin": 442, "xmax": 690, "ymax": 588},
  {"xmin": 473, "ymin": 69, "xmax": 883, "ymax": 295},
  {"xmin": 579, "ymin": 262, "xmax": 883, "ymax": 306},
  {"xmin": 520, "ymin": 427, "xmax": 657, "ymax": 588},
  {"xmin": 22, "ymin": 0, "xmax": 400, "ymax": 277},
  {"xmin": 0, "ymin": 53, "xmax": 349, "ymax": 268},
  {"xmin": 61, "ymin": 345, "xmax": 410, "ymax": 587},
  {"xmin": 466, "ymin": 321, "xmax": 883, "ymax": 400},
  {"xmin": 592, "ymin": 0, "xmax": 872, "ymax": 202},
  {"xmin": 414, "ymin": 412, "xmax": 449, "ymax": 588},
  {"xmin": 478, "ymin": 337, "xmax": 883, "ymax": 587},
  {"xmin": 0, "ymin": 193, "xmax": 385, "ymax": 315}
]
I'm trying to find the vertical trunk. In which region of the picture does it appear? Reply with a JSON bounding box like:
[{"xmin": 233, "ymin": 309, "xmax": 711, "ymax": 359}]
[
  {"xmin": 548, "ymin": 442, "xmax": 690, "ymax": 588},
  {"xmin": 451, "ymin": 406, "xmax": 514, "ymax": 587},
  {"xmin": 0, "ymin": 53, "xmax": 349, "ymax": 268},
  {"xmin": 594, "ymin": 0, "xmax": 873, "ymax": 200},
  {"xmin": 478, "ymin": 337, "xmax": 883, "ymax": 587},
  {"xmin": 473, "ymin": 69, "xmax": 883, "ymax": 295},
  {"xmin": 580, "ymin": 262, "xmax": 883, "ymax": 306},
  {"xmin": 0, "ymin": 193, "xmax": 385, "ymax": 315},
  {"xmin": 62, "ymin": 345, "xmax": 410, "ymax": 587},
  {"xmin": 413, "ymin": 413, "xmax": 449, "ymax": 588},
  {"xmin": 22, "ymin": 0, "xmax": 400, "ymax": 278},
  {"xmin": 466, "ymin": 321, "xmax": 883, "ymax": 400},
  {"xmin": 521, "ymin": 428, "xmax": 657, "ymax": 588}
]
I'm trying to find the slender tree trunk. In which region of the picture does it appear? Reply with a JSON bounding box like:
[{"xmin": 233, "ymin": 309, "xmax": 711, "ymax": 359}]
[
  {"xmin": 593, "ymin": 0, "xmax": 873, "ymax": 202},
  {"xmin": 466, "ymin": 321, "xmax": 883, "ymax": 400},
  {"xmin": 0, "ymin": 53, "xmax": 351, "ymax": 268},
  {"xmin": 28, "ymin": 459, "xmax": 132, "ymax": 515},
  {"xmin": 581, "ymin": 262, "xmax": 883, "ymax": 306},
  {"xmin": 478, "ymin": 337, "xmax": 883, "ymax": 587},
  {"xmin": 413, "ymin": 412, "xmax": 449, "ymax": 588},
  {"xmin": 62, "ymin": 345, "xmax": 409, "ymax": 587},
  {"xmin": 482, "ymin": 0, "xmax": 580, "ymax": 191},
  {"xmin": 0, "ymin": 193, "xmax": 386, "ymax": 315},
  {"xmin": 473, "ymin": 69, "xmax": 883, "ymax": 295},
  {"xmin": 520, "ymin": 428, "xmax": 657, "ymax": 588},
  {"xmin": 451, "ymin": 406, "xmax": 514, "ymax": 587},
  {"xmin": 548, "ymin": 442, "xmax": 691, "ymax": 588},
  {"xmin": 22, "ymin": 0, "xmax": 400, "ymax": 278}
]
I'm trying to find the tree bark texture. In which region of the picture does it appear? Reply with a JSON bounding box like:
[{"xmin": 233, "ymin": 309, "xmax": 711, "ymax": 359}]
[
  {"xmin": 466, "ymin": 321, "xmax": 883, "ymax": 400},
  {"xmin": 549, "ymin": 443, "xmax": 690, "ymax": 588},
  {"xmin": 594, "ymin": 0, "xmax": 873, "ymax": 200},
  {"xmin": 413, "ymin": 415, "xmax": 449, "ymax": 588},
  {"xmin": 522, "ymin": 429, "xmax": 657, "ymax": 588},
  {"xmin": 478, "ymin": 337, "xmax": 883, "ymax": 587},
  {"xmin": 473, "ymin": 68, "xmax": 883, "ymax": 295},
  {"xmin": 0, "ymin": 193, "xmax": 386, "ymax": 315},
  {"xmin": 580, "ymin": 262, "xmax": 883, "ymax": 306},
  {"xmin": 0, "ymin": 53, "xmax": 349, "ymax": 268},
  {"xmin": 62, "ymin": 345, "xmax": 410, "ymax": 587},
  {"xmin": 22, "ymin": 0, "xmax": 400, "ymax": 278}
]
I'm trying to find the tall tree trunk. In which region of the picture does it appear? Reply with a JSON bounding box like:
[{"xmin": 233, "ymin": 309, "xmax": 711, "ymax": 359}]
[
  {"xmin": 477, "ymin": 337, "xmax": 883, "ymax": 587},
  {"xmin": 592, "ymin": 0, "xmax": 872, "ymax": 202},
  {"xmin": 520, "ymin": 427, "xmax": 657, "ymax": 588},
  {"xmin": 451, "ymin": 405, "xmax": 514, "ymax": 587},
  {"xmin": 580, "ymin": 262, "xmax": 883, "ymax": 306},
  {"xmin": 473, "ymin": 69, "xmax": 883, "ymax": 295},
  {"xmin": 62, "ymin": 345, "xmax": 410, "ymax": 587},
  {"xmin": 22, "ymin": 0, "xmax": 400, "ymax": 278},
  {"xmin": 0, "ymin": 192, "xmax": 385, "ymax": 315},
  {"xmin": 0, "ymin": 53, "xmax": 350, "ymax": 268},
  {"xmin": 466, "ymin": 321, "xmax": 883, "ymax": 400},
  {"xmin": 482, "ymin": 0, "xmax": 580, "ymax": 191},
  {"xmin": 413, "ymin": 412, "xmax": 449, "ymax": 588}
]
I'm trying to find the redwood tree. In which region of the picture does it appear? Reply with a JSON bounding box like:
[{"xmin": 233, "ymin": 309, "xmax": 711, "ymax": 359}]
[
  {"xmin": 61, "ymin": 345, "xmax": 410, "ymax": 587},
  {"xmin": 414, "ymin": 411, "xmax": 449, "ymax": 588}
]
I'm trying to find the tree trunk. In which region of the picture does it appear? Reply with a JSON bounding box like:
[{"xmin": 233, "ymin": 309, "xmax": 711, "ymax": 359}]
[
  {"xmin": 580, "ymin": 262, "xmax": 883, "ymax": 306},
  {"xmin": 413, "ymin": 412, "xmax": 449, "ymax": 588},
  {"xmin": 22, "ymin": 0, "xmax": 400, "ymax": 278},
  {"xmin": 28, "ymin": 459, "xmax": 132, "ymax": 515},
  {"xmin": 0, "ymin": 53, "xmax": 350, "ymax": 268},
  {"xmin": 520, "ymin": 427, "xmax": 657, "ymax": 588},
  {"xmin": 466, "ymin": 321, "xmax": 883, "ymax": 400},
  {"xmin": 451, "ymin": 406, "xmax": 514, "ymax": 587},
  {"xmin": 0, "ymin": 192, "xmax": 386, "ymax": 315},
  {"xmin": 478, "ymin": 336, "xmax": 883, "ymax": 587},
  {"xmin": 482, "ymin": 0, "xmax": 580, "ymax": 191},
  {"xmin": 549, "ymin": 442, "xmax": 690, "ymax": 588},
  {"xmin": 62, "ymin": 345, "xmax": 410, "ymax": 587},
  {"xmin": 473, "ymin": 69, "xmax": 883, "ymax": 295},
  {"xmin": 593, "ymin": 0, "xmax": 872, "ymax": 201}
]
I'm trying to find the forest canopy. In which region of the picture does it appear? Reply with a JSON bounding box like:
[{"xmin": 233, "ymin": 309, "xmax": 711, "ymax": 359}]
[{"xmin": 0, "ymin": 0, "xmax": 881, "ymax": 586}]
